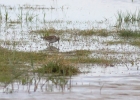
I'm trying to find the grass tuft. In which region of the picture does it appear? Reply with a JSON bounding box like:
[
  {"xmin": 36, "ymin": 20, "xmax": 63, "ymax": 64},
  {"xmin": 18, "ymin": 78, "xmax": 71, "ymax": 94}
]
[
  {"xmin": 78, "ymin": 29, "xmax": 109, "ymax": 36},
  {"xmin": 119, "ymin": 29, "xmax": 140, "ymax": 38},
  {"xmin": 35, "ymin": 57, "xmax": 80, "ymax": 76},
  {"xmin": 66, "ymin": 50, "xmax": 92, "ymax": 56},
  {"xmin": 69, "ymin": 57, "xmax": 115, "ymax": 64},
  {"xmin": 30, "ymin": 28, "xmax": 64, "ymax": 36},
  {"xmin": 130, "ymin": 40, "xmax": 140, "ymax": 46}
]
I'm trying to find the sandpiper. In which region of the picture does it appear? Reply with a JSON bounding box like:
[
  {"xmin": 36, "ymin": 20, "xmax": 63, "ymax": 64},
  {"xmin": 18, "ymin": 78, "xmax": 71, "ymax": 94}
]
[{"xmin": 41, "ymin": 36, "xmax": 60, "ymax": 46}]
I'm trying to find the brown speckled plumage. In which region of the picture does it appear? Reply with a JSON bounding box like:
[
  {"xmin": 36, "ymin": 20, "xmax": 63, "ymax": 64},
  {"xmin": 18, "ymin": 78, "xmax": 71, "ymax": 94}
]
[{"xmin": 41, "ymin": 36, "xmax": 59, "ymax": 46}]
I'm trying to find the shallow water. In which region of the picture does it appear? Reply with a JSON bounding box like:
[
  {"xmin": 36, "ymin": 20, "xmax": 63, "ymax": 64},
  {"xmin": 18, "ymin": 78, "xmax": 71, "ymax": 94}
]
[
  {"xmin": 0, "ymin": 0, "xmax": 140, "ymax": 52},
  {"xmin": 0, "ymin": 0, "xmax": 140, "ymax": 100},
  {"xmin": 0, "ymin": 65, "xmax": 140, "ymax": 100},
  {"xmin": 0, "ymin": 0, "xmax": 140, "ymax": 29}
]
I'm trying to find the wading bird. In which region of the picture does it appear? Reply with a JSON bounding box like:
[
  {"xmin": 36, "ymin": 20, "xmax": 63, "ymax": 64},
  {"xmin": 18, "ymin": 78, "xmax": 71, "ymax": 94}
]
[{"xmin": 41, "ymin": 36, "xmax": 60, "ymax": 46}]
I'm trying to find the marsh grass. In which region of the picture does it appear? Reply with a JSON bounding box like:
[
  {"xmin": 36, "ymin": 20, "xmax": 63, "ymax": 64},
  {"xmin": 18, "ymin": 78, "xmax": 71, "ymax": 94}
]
[
  {"xmin": 105, "ymin": 40, "xmax": 127, "ymax": 45},
  {"xmin": 8, "ymin": 20, "xmax": 21, "ymax": 24},
  {"xmin": 0, "ymin": 65, "xmax": 14, "ymax": 82},
  {"xmin": 69, "ymin": 57, "xmax": 114, "ymax": 64},
  {"xmin": 0, "ymin": 48, "xmax": 27, "ymax": 83},
  {"xmin": 0, "ymin": 7, "xmax": 2, "ymax": 20},
  {"xmin": 116, "ymin": 10, "xmax": 140, "ymax": 26},
  {"xmin": 0, "ymin": 65, "xmax": 25, "ymax": 83},
  {"xmin": 1, "ymin": 5, "xmax": 140, "ymax": 91},
  {"xmin": 116, "ymin": 11, "xmax": 123, "ymax": 23},
  {"xmin": 28, "ymin": 14, "xmax": 36, "ymax": 22},
  {"xmin": 35, "ymin": 56, "xmax": 79, "ymax": 76},
  {"xmin": 0, "ymin": 47, "xmax": 47, "ymax": 65},
  {"xmin": 131, "ymin": 12, "xmax": 137, "ymax": 22},
  {"xmin": 25, "ymin": 11, "xmax": 37, "ymax": 22},
  {"xmin": 137, "ymin": 10, "xmax": 140, "ymax": 21},
  {"xmin": 78, "ymin": 30, "xmax": 95, "ymax": 36},
  {"xmin": 0, "ymin": 47, "xmax": 80, "ymax": 79},
  {"xmin": 130, "ymin": 40, "xmax": 140, "ymax": 46},
  {"xmin": 63, "ymin": 49, "xmax": 118, "ymax": 64},
  {"xmin": 77, "ymin": 29, "xmax": 109, "ymax": 36},
  {"xmin": 66, "ymin": 50, "xmax": 92, "ymax": 56},
  {"xmin": 124, "ymin": 11, "xmax": 131, "ymax": 23},
  {"xmin": 30, "ymin": 28, "xmax": 64, "ymax": 36},
  {"xmin": 119, "ymin": 29, "xmax": 140, "ymax": 38},
  {"xmin": 106, "ymin": 39, "xmax": 140, "ymax": 47},
  {"xmin": 75, "ymin": 50, "xmax": 91, "ymax": 56},
  {"xmin": 97, "ymin": 29, "xmax": 109, "ymax": 36},
  {"xmin": 5, "ymin": 8, "xmax": 9, "ymax": 22}
]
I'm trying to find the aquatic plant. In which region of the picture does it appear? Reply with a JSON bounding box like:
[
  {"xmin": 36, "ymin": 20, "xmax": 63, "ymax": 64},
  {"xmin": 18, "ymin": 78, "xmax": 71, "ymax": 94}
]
[
  {"xmin": 35, "ymin": 57, "xmax": 79, "ymax": 76},
  {"xmin": 17, "ymin": 7, "xmax": 23, "ymax": 21},
  {"xmin": 119, "ymin": 29, "xmax": 140, "ymax": 38},
  {"xmin": 77, "ymin": 29, "xmax": 109, "ymax": 36},
  {"xmin": 124, "ymin": 11, "xmax": 131, "ymax": 23},
  {"xmin": 131, "ymin": 13, "xmax": 137, "ymax": 22},
  {"xmin": 116, "ymin": 11, "xmax": 123, "ymax": 23},
  {"xmin": 116, "ymin": 10, "xmax": 140, "ymax": 25},
  {"xmin": 0, "ymin": 7, "xmax": 2, "ymax": 20},
  {"xmin": 130, "ymin": 40, "xmax": 140, "ymax": 46},
  {"xmin": 4, "ymin": 8, "xmax": 9, "ymax": 22}
]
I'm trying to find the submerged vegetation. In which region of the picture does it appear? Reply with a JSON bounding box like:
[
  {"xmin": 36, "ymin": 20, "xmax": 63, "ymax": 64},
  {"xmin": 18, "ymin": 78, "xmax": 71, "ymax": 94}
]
[
  {"xmin": 0, "ymin": 45, "xmax": 116, "ymax": 83},
  {"xmin": 0, "ymin": 47, "xmax": 80, "ymax": 89},
  {"xmin": 0, "ymin": 4, "xmax": 140, "ymax": 94},
  {"xmin": 116, "ymin": 10, "xmax": 140, "ymax": 24}
]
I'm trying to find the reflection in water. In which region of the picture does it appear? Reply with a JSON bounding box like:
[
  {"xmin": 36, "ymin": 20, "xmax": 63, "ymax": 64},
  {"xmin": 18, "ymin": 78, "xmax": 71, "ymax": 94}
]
[
  {"xmin": 1, "ymin": 74, "xmax": 71, "ymax": 93},
  {"xmin": 0, "ymin": 0, "xmax": 140, "ymax": 99},
  {"xmin": 1, "ymin": 65, "xmax": 140, "ymax": 99},
  {"xmin": 0, "ymin": 0, "xmax": 140, "ymax": 52},
  {"xmin": 46, "ymin": 46, "xmax": 59, "ymax": 51}
]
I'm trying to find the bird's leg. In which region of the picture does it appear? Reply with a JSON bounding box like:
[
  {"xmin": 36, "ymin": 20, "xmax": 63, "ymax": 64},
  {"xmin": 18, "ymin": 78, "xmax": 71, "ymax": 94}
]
[
  {"xmin": 57, "ymin": 47, "xmax": 59, "ymax": 50},
  {"xmin": 46, "ymin": 42, "xmax": 49, "ymax": 46}
]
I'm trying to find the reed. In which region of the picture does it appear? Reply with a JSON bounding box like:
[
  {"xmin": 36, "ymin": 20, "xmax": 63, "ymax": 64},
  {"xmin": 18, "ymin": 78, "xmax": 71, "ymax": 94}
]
[
  {"xmin": 5, "ymin": 8, "xmax": 8, "ymax": 22},
  {"xmin": 0, "ymin": 7, "xmax": 2, "ymax": 20},
  {"xmin": 116, "ymin": 11, "xmax": 123, "ymax": 23}
]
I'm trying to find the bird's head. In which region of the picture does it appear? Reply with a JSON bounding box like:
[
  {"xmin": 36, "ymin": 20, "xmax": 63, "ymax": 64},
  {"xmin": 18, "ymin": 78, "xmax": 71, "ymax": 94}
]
[{"xmin": 41, "ymin": 36, "xmax": 45, "ymax": 40}]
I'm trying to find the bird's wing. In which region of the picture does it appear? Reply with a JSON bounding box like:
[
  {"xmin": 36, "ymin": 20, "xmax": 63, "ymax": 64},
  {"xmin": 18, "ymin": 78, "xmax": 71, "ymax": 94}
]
[{"xmin": 45, "ymin": 36, "xmax": 55, "ymax": 40}]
